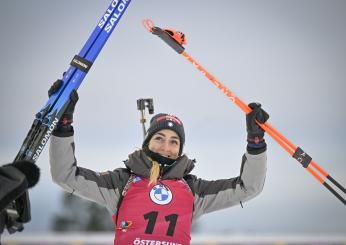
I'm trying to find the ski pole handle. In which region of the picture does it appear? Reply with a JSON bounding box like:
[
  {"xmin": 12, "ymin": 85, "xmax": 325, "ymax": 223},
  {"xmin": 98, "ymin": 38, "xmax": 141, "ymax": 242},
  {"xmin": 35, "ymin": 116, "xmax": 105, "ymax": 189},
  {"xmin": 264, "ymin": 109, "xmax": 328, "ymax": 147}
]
[{"xmin": 143, "ymin": 19, "xmax": 185, "ymax": 54}]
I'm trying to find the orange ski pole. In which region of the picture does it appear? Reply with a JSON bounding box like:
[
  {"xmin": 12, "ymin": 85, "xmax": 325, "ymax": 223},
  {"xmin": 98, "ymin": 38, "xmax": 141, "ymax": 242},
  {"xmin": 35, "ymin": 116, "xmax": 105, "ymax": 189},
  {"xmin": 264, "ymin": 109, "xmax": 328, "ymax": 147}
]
[{"xmin": 142, "ymin": 19, "xmax": 346, "ymax": 205}]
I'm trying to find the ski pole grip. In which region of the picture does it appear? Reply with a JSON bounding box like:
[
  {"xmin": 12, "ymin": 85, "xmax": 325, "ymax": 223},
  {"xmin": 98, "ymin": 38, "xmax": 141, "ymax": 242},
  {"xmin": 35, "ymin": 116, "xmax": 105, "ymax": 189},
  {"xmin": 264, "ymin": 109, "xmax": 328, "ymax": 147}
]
[{"xmin": 152, "ymin": 27, "xmax": 185, "ymax": 54}]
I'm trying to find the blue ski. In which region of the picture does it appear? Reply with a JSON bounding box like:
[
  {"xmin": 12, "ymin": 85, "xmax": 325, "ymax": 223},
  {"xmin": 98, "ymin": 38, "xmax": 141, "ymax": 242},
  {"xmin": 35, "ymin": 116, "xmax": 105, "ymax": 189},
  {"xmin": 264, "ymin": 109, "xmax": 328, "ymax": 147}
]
[{"xmin": 15, "ymin": 0, "xmax": 131, "ymax": 162}]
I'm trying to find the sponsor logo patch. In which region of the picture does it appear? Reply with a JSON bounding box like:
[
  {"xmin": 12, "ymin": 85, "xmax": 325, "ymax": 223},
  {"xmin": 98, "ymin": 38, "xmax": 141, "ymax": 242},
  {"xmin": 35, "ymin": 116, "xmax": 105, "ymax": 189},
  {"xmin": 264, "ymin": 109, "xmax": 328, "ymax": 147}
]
[{"xmin": 149, "ymin": 184, "xmax": 172, "ymax": 205}]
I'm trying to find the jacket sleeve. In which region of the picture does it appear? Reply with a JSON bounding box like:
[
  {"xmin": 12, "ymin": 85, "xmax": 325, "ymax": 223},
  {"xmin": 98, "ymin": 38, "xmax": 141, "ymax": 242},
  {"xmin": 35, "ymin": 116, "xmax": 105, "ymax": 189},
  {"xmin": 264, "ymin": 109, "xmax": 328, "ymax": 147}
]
[
  {"xmin": 192, "ymin": 151, "xmax": 267, "ymax": 220},
  {"xmin": 49, "ymin": 135, "xmax": 128, "ymax": 214}
]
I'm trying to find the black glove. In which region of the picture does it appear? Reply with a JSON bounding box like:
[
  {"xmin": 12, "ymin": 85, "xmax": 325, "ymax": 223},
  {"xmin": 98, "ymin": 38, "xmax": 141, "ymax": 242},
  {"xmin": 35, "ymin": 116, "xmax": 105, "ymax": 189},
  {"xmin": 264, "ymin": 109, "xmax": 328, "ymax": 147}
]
[
  {"xmin": 11, "ymin": 161, "xmax": 40, "ymax": 188},
  {"xmin": 0, "ymin": 161, "xmax": 40, "ymax": 212},
  {"xmin": 48, "ymin": 79, "xmax": 79, "ymax": 137},
  {"xmin": 246, "ymin": 102, "xmax": 269, "ymax": 154}
]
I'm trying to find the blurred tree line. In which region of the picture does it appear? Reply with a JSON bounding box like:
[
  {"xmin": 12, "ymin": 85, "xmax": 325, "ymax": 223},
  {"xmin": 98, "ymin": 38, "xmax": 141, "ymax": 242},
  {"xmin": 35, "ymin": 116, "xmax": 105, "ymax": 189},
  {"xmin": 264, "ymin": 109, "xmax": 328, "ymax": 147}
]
[{"xmin": 51, "ymin": 192, "xmax": 113, "ymax": 231}]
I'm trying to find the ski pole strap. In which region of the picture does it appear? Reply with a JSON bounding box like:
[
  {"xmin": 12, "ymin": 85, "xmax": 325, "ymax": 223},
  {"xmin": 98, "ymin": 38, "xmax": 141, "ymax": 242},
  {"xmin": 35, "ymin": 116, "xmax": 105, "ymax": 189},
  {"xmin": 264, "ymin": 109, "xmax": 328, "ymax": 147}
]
[
  {"xmin": 292, "ymin": 147, "xmax": 312, "ymax": 168},
  {"xmin": 70, "ymin": 55, "xmax": 93, "ymax": 73},
  {"xmin": 152, "ymin": 27, "xmax": 185, "ymax": 54}
]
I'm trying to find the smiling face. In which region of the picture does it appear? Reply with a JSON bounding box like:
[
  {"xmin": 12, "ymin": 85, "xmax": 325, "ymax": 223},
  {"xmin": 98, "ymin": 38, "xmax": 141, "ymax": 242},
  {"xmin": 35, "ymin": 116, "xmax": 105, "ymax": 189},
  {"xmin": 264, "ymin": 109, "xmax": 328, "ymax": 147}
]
[{"xmin": 148, "ymin": 129, "xmax": 181, "ymax": 160}]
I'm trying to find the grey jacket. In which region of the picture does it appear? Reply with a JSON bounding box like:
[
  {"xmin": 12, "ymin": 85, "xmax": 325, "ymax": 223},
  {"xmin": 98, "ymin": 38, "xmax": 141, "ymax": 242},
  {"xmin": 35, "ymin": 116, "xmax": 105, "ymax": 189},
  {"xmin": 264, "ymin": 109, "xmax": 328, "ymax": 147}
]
[{"xmin": 49, "ymin": 135, "xmax": 267, "ymax": 222}]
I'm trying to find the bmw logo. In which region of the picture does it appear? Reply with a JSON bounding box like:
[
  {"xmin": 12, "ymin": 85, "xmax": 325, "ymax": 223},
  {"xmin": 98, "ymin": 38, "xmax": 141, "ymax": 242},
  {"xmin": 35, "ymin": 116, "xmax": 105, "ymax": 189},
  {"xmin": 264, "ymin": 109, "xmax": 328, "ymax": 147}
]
[{"xmin": 150, "ymin": 184, "xmax": 173, "ymax": 205}]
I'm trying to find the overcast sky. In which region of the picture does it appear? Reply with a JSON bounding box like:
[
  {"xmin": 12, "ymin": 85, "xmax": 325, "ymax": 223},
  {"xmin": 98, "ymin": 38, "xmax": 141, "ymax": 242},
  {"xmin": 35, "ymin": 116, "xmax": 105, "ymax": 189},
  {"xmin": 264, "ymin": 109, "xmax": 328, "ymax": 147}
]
[{"xmin": 0, "ymin": 0, "xmax": 345, "ymax": 236}]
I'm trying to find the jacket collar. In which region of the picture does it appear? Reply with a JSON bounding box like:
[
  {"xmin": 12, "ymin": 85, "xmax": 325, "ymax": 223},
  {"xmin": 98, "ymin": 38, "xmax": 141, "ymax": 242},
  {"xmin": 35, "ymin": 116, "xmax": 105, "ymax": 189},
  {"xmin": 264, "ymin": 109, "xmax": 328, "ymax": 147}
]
[{"xmin": 124, "ymin": 150, "xmax": 195, "ymax": 179}]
